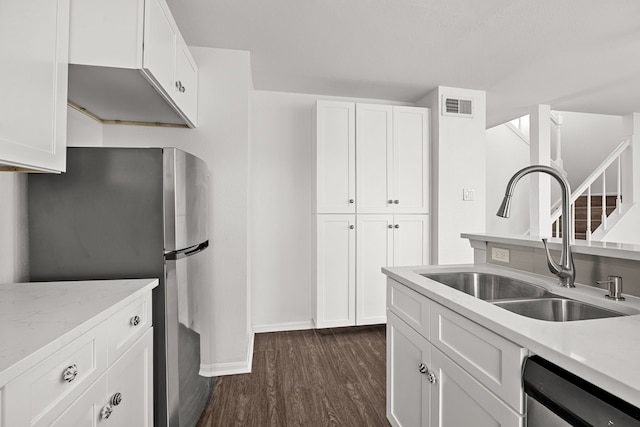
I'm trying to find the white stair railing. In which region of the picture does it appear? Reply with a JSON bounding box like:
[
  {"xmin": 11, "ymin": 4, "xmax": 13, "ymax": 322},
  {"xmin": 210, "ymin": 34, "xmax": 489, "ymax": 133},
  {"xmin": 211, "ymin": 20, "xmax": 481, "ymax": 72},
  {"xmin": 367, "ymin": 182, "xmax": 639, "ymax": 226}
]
[{"xmin": 551, "ymin": 138, "xmax": 631, "ymax": 240}]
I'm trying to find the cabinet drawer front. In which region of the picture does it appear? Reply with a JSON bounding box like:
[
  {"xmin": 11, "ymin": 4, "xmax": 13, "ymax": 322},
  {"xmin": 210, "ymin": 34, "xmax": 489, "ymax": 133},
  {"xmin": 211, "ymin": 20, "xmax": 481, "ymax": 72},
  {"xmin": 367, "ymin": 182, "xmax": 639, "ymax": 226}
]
[
  {"xmin": 107, "ymin": 292, "xmax": 152, "ymax": 363},
  {"xmin": 4, "ymin": 323, "xmax": 108, "ymax": 426},
  {"xmin": 430, "ymin": 303, "xmax": 526, "ymax": 413},
  {"xmin": 387, "ymin": 278, "xmax": 430, "ymax": 339}
]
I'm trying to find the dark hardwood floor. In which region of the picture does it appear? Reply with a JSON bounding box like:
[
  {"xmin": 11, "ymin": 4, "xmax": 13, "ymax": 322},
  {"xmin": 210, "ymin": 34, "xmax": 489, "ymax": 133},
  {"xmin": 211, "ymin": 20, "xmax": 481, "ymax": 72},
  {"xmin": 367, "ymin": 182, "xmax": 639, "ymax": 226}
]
[{"xmin": 197, "ymin": 325, "xmax": 390, "ymax": 427}]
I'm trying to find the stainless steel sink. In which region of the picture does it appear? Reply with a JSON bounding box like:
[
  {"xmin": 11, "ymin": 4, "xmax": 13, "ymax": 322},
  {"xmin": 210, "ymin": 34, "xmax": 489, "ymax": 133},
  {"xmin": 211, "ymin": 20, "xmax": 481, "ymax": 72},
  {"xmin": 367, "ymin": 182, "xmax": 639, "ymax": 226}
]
[
  {"xmin": 422, "ymin": 272, "xmax": 553, "ymax": 301},
  {"xmin": 492, "ymin": 298, "xmax": 624, "ymax": 322}
]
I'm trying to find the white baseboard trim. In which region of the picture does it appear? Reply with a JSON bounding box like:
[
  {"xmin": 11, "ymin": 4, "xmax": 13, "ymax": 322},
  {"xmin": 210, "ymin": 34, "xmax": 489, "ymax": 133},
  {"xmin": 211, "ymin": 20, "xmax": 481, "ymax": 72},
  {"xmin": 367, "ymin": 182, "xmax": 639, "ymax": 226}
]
[
  {"xmin": 252, "ymin": 320, "xmax": 315, "ymax": 333},
  {"xmin": 199, "ymin": 331, "xmax": 255, "ymax": 377}
]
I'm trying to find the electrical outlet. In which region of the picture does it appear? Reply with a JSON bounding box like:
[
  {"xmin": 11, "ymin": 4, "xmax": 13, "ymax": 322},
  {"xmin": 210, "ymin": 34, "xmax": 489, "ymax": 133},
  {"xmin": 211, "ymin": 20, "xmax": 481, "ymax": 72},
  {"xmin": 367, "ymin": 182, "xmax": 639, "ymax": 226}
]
[
  {"xmin": 463, "ymin": 188, "xmax": 475, "ymax": 201},
  {"xmin": 492, "ymin": 247, "xmax": 510, "ymax": 263}
]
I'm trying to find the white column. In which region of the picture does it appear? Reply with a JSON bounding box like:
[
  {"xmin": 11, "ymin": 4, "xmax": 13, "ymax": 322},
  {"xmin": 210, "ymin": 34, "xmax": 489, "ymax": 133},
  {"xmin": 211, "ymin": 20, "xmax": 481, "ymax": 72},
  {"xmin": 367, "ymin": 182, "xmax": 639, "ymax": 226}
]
[
  {"xmin": 622, "ymin": 113, "xmax": 640, "ymax": 206},
  {"xmin": 529, "ymin": 105, "xmax": 552, "ymax": 237}
]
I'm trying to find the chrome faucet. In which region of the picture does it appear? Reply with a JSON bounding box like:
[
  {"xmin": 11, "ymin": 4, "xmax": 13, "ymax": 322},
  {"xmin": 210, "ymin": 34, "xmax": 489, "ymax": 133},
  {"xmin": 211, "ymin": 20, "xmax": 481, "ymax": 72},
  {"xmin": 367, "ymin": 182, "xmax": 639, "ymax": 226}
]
[{"xmin": 496, "ymin": 165, "xmax": 576, "ymax": 287}]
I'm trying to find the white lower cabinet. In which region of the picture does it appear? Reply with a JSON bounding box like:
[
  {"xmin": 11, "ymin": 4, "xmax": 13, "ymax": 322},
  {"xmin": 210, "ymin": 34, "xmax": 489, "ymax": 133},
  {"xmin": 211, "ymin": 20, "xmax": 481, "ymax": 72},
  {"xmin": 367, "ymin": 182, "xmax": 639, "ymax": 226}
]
[
  {"xmin": 314, "ymin": 215, "xmax": 428, "ymax": 328},
  {"xmin": 387, "ymin": 311, "xmax": 431, "ymax": 427},
  {"xmin": 313, "ymin": 215, "xmax": 356, "ymax": 328},
  {"xmin": 49, "ymin": 329, "xmax": 153, "ymax": 427},
  {"xmin": 356, "ymin": 215, "xmax": 429, "ymax": 325},
  {"xmin": 387, "ymin": 279, "xmax": 525, "ymax": 427},
  {"xmin": 2, "ymin": 291, "xmax": 153, "ymax": 427}
]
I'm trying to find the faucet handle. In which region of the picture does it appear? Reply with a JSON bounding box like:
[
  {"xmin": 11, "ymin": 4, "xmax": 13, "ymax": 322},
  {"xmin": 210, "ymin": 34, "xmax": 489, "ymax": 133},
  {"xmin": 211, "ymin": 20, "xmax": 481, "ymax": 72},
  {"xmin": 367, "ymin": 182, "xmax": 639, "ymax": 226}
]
[{"xmin": 596, "ymin": 275, "xmax": 625, "ymax": 301}]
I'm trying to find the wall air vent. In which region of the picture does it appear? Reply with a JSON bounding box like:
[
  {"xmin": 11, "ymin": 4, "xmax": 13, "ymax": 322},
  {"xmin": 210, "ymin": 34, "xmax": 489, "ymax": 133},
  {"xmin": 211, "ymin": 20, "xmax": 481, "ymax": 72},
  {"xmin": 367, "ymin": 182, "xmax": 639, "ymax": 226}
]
[{"xmin": 442, "ymin": 96, "xmax": 474, "ymax": 117}]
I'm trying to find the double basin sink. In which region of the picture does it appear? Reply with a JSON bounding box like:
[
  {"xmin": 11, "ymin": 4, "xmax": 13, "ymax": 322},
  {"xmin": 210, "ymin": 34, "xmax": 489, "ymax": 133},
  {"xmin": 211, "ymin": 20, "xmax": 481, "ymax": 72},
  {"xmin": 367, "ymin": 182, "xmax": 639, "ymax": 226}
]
[{"xmin": 422, "ymin": 272, "xmax": 624, "ymax": 322}]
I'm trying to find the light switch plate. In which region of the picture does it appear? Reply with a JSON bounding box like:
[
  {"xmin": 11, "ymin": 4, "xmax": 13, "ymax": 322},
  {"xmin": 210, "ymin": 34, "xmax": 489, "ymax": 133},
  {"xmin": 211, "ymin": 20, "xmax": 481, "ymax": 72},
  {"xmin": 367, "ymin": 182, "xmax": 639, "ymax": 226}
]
[
  {"xmin": 463, "ymin": 188, "xmax": 475, "ymax": 201},
  {"xmin": 492, "ymin": 247, "xmax": 510, "ymax": 263}
]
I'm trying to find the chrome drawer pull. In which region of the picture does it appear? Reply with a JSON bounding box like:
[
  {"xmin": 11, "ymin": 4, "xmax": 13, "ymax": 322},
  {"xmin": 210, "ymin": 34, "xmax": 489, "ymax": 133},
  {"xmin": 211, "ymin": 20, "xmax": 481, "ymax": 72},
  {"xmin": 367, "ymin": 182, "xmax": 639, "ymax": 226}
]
[
  {"xmin": 101, "ymin": 404, "xmax": 113, "ymax": 419},
  {"xmin": 111, "ymin": 392, "xmax": 123, "ymax": 406},
  {"xmin": 62, "ymin": 364, "xmax": 78, "ymax": 382},
  {"xmin": 130, "ymin": 315, "xmax": 141, "ymax": 326},
  {"xmin": 418, "ymin": 363, "xmax": 427, "ymax": 374},
  {"xmin": 426, "ymin": 370, "xmax": 437, "ymax": 384}
]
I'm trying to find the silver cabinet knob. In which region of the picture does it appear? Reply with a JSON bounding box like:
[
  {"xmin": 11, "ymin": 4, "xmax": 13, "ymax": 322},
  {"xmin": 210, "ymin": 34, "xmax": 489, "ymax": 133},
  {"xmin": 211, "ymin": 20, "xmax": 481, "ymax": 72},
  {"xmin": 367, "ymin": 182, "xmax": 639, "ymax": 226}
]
[
  {"xmin": 388, "ymin": 224, "xmax": 393, "ymax": 229},
  {"xmin": 394, "ymin": 200, "xmax": 399, "ymax": 204},
  {"xmin": 101, "ymin": 404, "xmax": 113, "ymax": 419},
  {"xmin": 349, "ymin": 225, "xmax": 355, "ymax": 230},
  {"xmin": 180, "ymin": 85, "xmax": 186, "ymax": 93},
  {"xmin": 394, "ymin": 224, "xmax": 400, "ymax": 229},
  {"xmin": 62, "ymin": 364, "xmax": 79, "ymax": 382},
  {"xmin": 388, "ymin": 199, "xmax": 393, "ymax": 204},
  {"xmin": 175, "ymin": 81, "xmax": 180, "ymax": 89},
  {"xmin": 418, "ymin": 363, "xmax": 427, "ymax": 374},
  {"xmin": 349, "ymin": 199, "xmax": 355, "ymax": 204},
  {"xmin": 426, "ymin": 370, "xmax": 437, "ymax": 384},
  {"xmin": 111, "ymin": 392, "xmax": 123, "ymax": 406},
  {"xmin": 130, "ymin": 315, "xmax": 141, "ymax": 326}
]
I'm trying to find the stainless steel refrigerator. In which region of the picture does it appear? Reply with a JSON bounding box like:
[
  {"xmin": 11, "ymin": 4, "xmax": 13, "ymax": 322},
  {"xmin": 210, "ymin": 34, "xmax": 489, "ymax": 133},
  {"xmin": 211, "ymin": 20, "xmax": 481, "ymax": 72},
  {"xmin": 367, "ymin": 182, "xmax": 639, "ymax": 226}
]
[{"xmin": 28, "ymin": 147, "xmax": 213, "ymax": 427}]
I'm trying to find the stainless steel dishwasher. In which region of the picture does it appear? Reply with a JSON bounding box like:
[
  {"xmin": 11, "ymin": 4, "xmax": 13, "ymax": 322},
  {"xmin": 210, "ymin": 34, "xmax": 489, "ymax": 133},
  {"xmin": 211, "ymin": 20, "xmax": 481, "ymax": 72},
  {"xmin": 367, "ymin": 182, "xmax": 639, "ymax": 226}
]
[{"xmin": 524, "ymin": 355, "xmax": 640, "ymax": 426}]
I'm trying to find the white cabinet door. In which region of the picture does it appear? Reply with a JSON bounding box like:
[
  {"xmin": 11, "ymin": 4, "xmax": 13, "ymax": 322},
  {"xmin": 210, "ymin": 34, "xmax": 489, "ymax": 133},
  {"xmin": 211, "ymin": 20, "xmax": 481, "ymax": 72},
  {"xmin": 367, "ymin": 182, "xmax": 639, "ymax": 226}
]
[
  {"xmin": 356, "ymin": 215, "xmax": 393, "ymax": 325},
  {"xmin": 356, "ymin": 104, "xmax": 394, "ymax": 214},
  {"xmin": 174, "ymin": 36, "xmax": 198, "ymax": 126},
  {"xmin": 393, "ymin": 215, "xmax": 429, "ymax": 267},
  {"xmin": 143, "ymin": 0, "xmax": 177, "ymax": 96},
  {"xmin": 105, "ymin": 329, "xmax": 153, "ymax": 427},
  {"xmin": 314, "ymin": 215, "xmax": 356, "ymax": 328},
  {"xmin": 430, "ymin": 346, "xmax": 524, "ymax": 427},
  {"xmin": 314, "ymin": 101, "xmax": 356, "ymax": 214},
  {"xmin": 0, "ymin": 0, "xmax": 69, "ymax": 172},
  {"xmin": 387, "ymin": 312, "xmax": 430, "ymax": 427},
  {"xmin": 48, "ymin": 375, "xmax": 107, "ymax": 427},
  {"xmin": 393, "ymin": 107, "xmax": 429, "ymax": 214}
]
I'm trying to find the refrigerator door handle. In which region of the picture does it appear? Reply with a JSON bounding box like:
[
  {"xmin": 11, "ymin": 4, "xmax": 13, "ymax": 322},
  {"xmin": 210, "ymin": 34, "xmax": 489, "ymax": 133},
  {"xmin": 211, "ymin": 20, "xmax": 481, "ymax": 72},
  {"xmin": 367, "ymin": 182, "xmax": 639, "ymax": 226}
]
[{"xmin": 165, "ymin": 240, "xmax": 209, "ymax": 260}]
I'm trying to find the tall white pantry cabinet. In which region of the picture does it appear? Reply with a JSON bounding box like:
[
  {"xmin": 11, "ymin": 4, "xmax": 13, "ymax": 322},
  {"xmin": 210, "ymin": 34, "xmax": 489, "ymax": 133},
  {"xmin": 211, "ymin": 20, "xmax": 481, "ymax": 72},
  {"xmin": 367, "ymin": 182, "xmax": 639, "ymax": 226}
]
[{"xmin": 313, "ymin": 101, "xmax": 430, "ymax": 328}]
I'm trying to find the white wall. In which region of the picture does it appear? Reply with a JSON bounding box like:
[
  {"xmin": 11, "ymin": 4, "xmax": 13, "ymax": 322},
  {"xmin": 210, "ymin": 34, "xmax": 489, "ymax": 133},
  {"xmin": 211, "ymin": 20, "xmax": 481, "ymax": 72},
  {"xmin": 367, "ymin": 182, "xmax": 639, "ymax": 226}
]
[
  {"xmin": 486, "ymin": 125, "xmax": 530, "ymax": 235},
  {"xmin": 250, "ymin": 91, "xmax": 410, "ymax": 331},
  {"xmin": 556, "ymin": 111, "xmax": 624, "ymax": 190},
  {"xmin": 97, "ymin": 47, "xmax": 253, "ymax": 375},
  {"xmin": 417, "ymin": 86, "xmax": 487, "ymax": 265},
  {"xmin": 0, "ymin": 174, "xmax": 28, "ymax": 284},
  {"xmin": 67, "ymin": 107, "xmax": 103, "ymax": 146}
]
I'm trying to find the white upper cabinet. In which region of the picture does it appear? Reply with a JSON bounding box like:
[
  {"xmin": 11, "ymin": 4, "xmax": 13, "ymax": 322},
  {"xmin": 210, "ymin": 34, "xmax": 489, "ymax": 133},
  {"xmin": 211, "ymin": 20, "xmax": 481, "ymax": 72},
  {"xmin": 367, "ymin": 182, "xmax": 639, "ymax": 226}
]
[
  {"xmin": 0, "ymin": 0, "xmax": 69, "ymax": 172},
  {"xmin": 68, "ymin": 0, "xmax": 198, "ymax": 127},
  {"xmin": 314, "ymin": 101, "xmax": 356, "ymax": 214},
  {"xmin": 143, "ymin": 0, "xmax": 177, "ymax": 96},
  {"xmin": 314, "ymin": 101, "xmax": 429, "ymax": 215},
  {"xmin": 356, "ymin": 104, "xmax": 394, "ymax": 214},
  {"xmin": 393, "ymin": 107, "xmax": 429, "ymax": 214},
  {"xmin": 174, "ymin": 36, "xmax": 199, "ymax": 125}
]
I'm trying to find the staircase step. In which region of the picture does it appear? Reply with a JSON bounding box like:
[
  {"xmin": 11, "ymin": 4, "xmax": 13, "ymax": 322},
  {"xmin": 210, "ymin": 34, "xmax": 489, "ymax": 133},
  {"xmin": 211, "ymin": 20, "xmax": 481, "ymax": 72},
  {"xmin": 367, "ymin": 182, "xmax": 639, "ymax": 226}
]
[{"xmin": 574, "ymin": 195, "xmax": 618, "ymax": 207}]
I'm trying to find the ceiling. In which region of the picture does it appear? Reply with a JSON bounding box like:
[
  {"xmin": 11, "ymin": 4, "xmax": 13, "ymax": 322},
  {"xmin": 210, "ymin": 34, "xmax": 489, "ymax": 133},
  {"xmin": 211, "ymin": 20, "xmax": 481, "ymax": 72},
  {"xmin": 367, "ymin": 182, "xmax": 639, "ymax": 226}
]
[{"xmin": 167, "ymin": 0, "xmax": 640, "ymax": 127}]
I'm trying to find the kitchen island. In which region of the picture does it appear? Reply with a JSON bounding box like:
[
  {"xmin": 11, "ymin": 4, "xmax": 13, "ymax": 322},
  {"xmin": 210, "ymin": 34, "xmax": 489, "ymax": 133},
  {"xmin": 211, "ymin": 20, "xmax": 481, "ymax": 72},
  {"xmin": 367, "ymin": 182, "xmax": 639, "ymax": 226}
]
[
  {"xmin": 383, "ymin": 260, "xmax": 640, "ymax": 426},
  {"xmin": 0, "ymin": 278, "xmax": 157, "ymax": 426}
]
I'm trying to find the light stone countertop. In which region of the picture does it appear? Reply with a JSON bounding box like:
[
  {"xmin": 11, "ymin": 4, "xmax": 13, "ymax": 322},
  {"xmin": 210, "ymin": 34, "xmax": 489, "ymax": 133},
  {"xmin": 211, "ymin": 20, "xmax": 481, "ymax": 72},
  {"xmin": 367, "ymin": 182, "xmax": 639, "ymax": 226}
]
[
  {"xmin": 382, "ymin": 263, "xmax": 640, "ymax": 408},
  {"xmin": 0, "ymin": 278, "xmax": 158, "ymax": 386}
]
